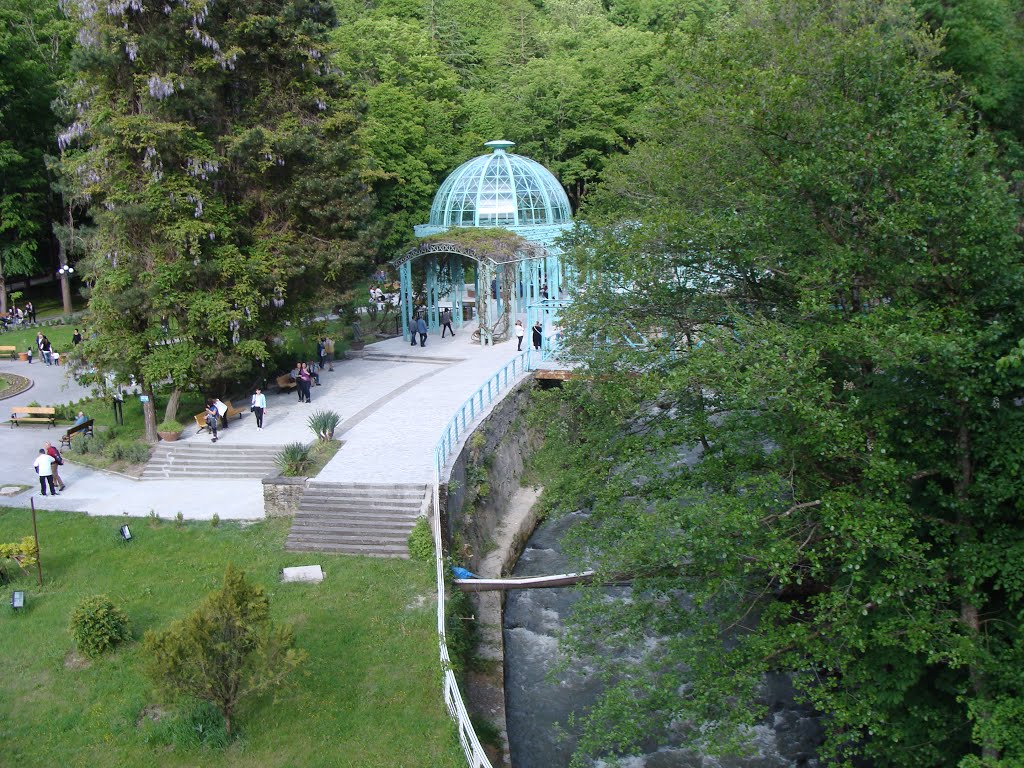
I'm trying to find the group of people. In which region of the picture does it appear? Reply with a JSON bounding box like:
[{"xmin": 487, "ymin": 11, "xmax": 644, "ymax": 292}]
[
  {"xmin": 1, "ymin": 301, "xmax": 34, "ymax": 329},
  {"xmin": 514, "ymin": 319, "xmax": 544, "ymax": 352},
  {"xmin": 32, "ymin": 440, "xmax": 67, "ymax": 496}
]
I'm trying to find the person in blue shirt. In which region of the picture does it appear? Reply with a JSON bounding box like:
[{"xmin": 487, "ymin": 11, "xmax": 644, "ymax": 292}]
[{"xmin": 416, "ymin": 316, "xmax": 428, "ymax": 347}]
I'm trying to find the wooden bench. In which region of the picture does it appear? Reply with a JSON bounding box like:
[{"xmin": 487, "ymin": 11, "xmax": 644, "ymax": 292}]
[
  {"xmin": 10, "ymin": 406, "xmax": 57, "ymax": 427},
  {"xmin": 0, "ymin": 345, "xmax": 16, "ymax": 360},
  {"xmin": 276, "ymin": 374, "xmax": 297, "ymax": 392},
  {"xmin": 60, "ymin": 419, "xmax": 95, "ymax": 449},
  {"xmin": 193, "ymin": 401, "xmax": 245, "ymax": 433}
]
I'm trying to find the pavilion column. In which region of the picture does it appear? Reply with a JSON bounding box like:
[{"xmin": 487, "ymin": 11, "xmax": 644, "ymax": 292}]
[
  {"xmin": 426, "ymin": 255, "xmax": 440, "ymax": 331},
  {"xmin": 400, "ymin": 259, "xmax": 414, "ymax": 342},
  {"xmin": 476, "ymin": 260, "xmax": 493, "ymax": 346},
  {"xmin": 451, "ymin": 256, "xmax": 465, "ymax": 328}
]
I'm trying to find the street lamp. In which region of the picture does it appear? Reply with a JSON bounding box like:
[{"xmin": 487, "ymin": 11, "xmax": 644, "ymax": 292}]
[
  {"xmin": 57, "ymin": 264, "xmax": 75, "ymax": 315},
  {"xmin": 58, "ymin": 264, "xmax": 74, "ymax": 278}
]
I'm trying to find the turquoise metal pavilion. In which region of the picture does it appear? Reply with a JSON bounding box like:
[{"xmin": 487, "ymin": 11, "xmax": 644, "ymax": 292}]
[{"xmin": 396, "ymin": 140, "xmax": 573, "ymax": 351}]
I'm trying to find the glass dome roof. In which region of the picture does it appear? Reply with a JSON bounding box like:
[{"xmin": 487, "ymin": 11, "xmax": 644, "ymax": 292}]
[{"xmin": 428, "ymin": 141, "xmax": 572, "ymax": 229}]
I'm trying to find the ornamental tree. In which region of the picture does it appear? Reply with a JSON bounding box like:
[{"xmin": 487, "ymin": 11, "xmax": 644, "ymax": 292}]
[
  {"xmin": 57, "ymin": 0, "xmax": 373, "ymax": 439},
  {"xmin": 144, "ymin": 563, "xmax": 305, "ymax": 738}
]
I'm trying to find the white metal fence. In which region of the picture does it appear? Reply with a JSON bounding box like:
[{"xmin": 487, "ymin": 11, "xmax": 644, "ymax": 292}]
[{"xmin": 431, "ymin": 351, "xmax": 532, "ymax": 768}]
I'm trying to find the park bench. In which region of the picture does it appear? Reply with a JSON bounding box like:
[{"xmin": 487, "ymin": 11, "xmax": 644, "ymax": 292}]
[
  {"xmin": 0, "ymin": 345, "xmax": 16, "ymax": 359},
  {"xmin": 10, "ymin": 406, "xmax": 57, "ymax": 427},
  {"xmin": 60, "ymin": 419, "xmax": 95, "ymax": 449},
  {"xmin": 276, "ymin": 374, "xmax": 297, "ymax": 392},
  {"xmin": 192, "ymin": 401, "xmax": 245, "ymax": 433}
]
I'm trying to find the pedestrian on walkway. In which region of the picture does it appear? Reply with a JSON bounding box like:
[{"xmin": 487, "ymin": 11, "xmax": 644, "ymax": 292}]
[
  {"xmin": 34, "ymin": 449, "xmax": 57, "ymax": 495},
  {"xmin": 44, "ymin": 441, "xmax": 67, "ymax": 491},
  {"xmin": 409, "ymin": 317, "xmax": 419, "ymax": 346},
  {"xmin": 251, "ymin": 388, "xmax": 267, "ymax": 430},
  {"xmin": 205, "ymin": 399, "xmax": 220, "ymax": 442},
  {"xmin": 214, "ymin": 397, "xmax": 229, "ymax": 429},
  {"xmin": 532, "ymin": 320, "xmax": 543, "ymax": 351},
  {"xmin": 72, "ymin": 328, "xmax": 83, "ymax": 345},
  {"xmin": 25, "ymin": 301, "xmax": 35, "ymax": 324},
  {"xmin": 298, "ymin": 363, "xmax": 313, "ymax": 403},
  {"xmin": 440, "ymin": 308, "xmax": 454, "ymax": 338},
  {"xmin": 40, "ymin": 335, "xmax": 53, "ymax": 365},
  {"xmin": 324, "ymin": 335, "xmax": 335, "ymax": 371},
  {"xmin": 515, "ymin": 320, "xmax": 525, "ymax": 351},
  {"xmin": 317, "ymin": 338, "xmax": 327, "ymax": 370},
  {"xmin": 417, "ymin": 316, "xmax": 428, "ymax": 347}
]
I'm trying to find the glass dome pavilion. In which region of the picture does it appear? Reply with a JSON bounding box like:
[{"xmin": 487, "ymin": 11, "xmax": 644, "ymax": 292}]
[
  {"xmin": 401, "ymin": 141, "xmax": 573, "ymax": 351},
  {"xmin": 413, "ymin": 140, "xmax": 573, "ymax": 248}
]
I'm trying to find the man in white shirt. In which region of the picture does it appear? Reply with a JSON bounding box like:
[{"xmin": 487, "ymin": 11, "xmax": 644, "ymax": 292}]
[{"xmin": 33, "ymin": 448, "xmax": 57, "ymax": 496}]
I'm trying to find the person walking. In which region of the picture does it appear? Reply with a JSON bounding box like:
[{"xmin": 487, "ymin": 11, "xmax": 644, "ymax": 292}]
[
  {"xmin": 40, "ymin": 335, "xmax": 53, "ymax": 365},
  {"xmin": 316, "ymin": 338, "xmax": 327, "ymax": 371},
  {"xmin": 416, "ymin": 316, "xmax": 428, "ymax": 347},
  {"xmin": 409, "ymin": 317, "xmax": 419, "ymax": 346},
  {"xmin": 25, "ymin": 301, "xmax": 35, "ymax": 324},
  {"xmin": 324, "ymin": 335, "xmax": 335, "ymax": 371},
  {"xmin": 44, "ymin": 442, "xmax": 67, "ymax": 491},
  {"xmin": 72, "ymin": 328, "xmax": 83, "ymax": 345},
  {"xmin": 214, "ymin": 397, "xmax": 229, "ymax": 429},
  {"xmin": 515, "ymin": 320, "xmax": 525, "ymax": 351},
  {"xmin": 251, "ymin": 388, "xmax": 267, "ymax": 430},
  {"xmin": 532, "ymin": 320, "xmax": 543, "ymax": 351},
  {"xmin": 34, "ymin": 449, "xmax": 57, "ymax": 495},
  {"xmin": 205, "ymin": 399, "xmax": 220, "ymax": 442},
  {"xmin": 440, "ymin": 308, "xmax": 454, "ymax": 338}
]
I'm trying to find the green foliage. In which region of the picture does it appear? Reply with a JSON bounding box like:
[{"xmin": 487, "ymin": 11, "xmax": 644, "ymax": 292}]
[
  {"xmin": 174, "ymin": 512, "xmax": 184, "ymax": 529},
  {"xmin": 307, "ymin": 409, "xmax": 341, "ymax": 442},
  {"xmin": 543, "ymin": 1, "xmax": 1024, "ymax": 765},
  {"xmin": 69, "ymin": 595, "xmax": 132, "ymax": 658},
  {"xmin": 407, "ymin": 516, "xmax": 434, "ymax": 563},
  {"xmin": 143, "ymin": 698, "xmax": 230, "ymax": 750},
  {"xmin": 443, "ymin": 583, "xmax": 475, "ymax": 679},
  {"xmin": 156, "ymin": 421, "xmax": 184, "ymax": 433},
  {"xmin": 101, "ymin": 440, "xmax": 150, "ymax": 464},
  {"xmin": 143, "ymin": 563, "xmax": 307, "ymax": 737},
  {"xmin": 210, "ymin": 514, "xmax": 220, "ymax": 528},
  {"xmin": 0, "ymin": 536, "xmax": 38, "ymax": 575},
  {"xmin": 57, "ymin": 0, "xmax": 373, "ymax": 438},
  {"xmin": 275, "ymin": 442, "xmax": 312, "ymax": 477}
]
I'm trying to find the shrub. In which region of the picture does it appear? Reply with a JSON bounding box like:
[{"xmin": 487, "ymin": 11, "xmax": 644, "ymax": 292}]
[
  {"xmin": 444, "ymin": 585, "xmax": 476, "ymax": 678},
  {"xmin": 276, "ymin": 442, "xmax": 312, "ymax": 477},
  {"xmin": 307, "ymin": 409, "xmax": 341, "ymax": 442},
  {"xmin": 157, "ymin": 420, "xmax": 184, "ymax": 433},
  {"xmin": 102, "ymin": 439, "xmax": 150, "ymax": 463},
  {"xmin": 407, "ymin": 517, "xmax": 434, "ymax": 563},
  {"xmin": 210, "ymin": 513, "xmax": 220, "ymax": 528},
  {"xmin": 175, "ymin": 511, "xmax": 184, "ymax": 529},
  {"xmin": 69, "ymin": 595, "xmax": 132, "ymax": 658}
]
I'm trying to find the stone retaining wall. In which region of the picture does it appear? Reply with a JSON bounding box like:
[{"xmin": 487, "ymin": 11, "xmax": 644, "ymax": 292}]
[{"xmin": 262, "ymin": 475, "xmax": 307, "ymax": 517}]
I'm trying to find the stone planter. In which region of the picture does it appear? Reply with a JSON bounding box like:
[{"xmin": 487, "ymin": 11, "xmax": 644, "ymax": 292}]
[
  {"xmin": 349, "ymin": 341, "xmax": 365, "ymax": 351},
  {"xmin": 18, "ymin": 352, "xmax": 28, "ymax": 362},
  {"xmin": 157, "ymin": 431, "xmax": 182, "ymax": 442}
]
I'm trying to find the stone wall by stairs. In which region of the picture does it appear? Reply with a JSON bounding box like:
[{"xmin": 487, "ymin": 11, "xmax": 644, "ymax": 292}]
[
  {"xmin": 142, "ymin": 442, "xmax": 283, "ymax": 480},
  {"xmin": 284, "ymin": 482, "xmax": 428, "ymax": 558}
]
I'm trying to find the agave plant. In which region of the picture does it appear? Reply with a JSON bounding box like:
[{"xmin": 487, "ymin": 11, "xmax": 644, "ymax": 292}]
[
  {"xmin": 307, "ymin": 409, "xmax": 341, "ymax": 442},
  {"xmin": 275, "ymin": 442, "xmax": 312, "ymax": 477}
]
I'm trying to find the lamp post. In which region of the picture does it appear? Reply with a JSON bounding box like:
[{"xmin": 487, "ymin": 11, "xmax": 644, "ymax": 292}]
[{"xmin": 57, "ymin": 264, "xmax": 74, "ymax": 316}]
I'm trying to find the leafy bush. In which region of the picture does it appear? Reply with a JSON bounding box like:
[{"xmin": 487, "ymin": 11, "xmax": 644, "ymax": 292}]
[
  {"xmin": 444, "ymin": 584, "xmax": 476, "ymax": 678},
  {"xmin": 407, "ymin": 517, "xmax": 434, "ymax": 563},
  {"xmin": 210, "ymin": 513, "xmax": 220, "ymax": 528},
  {"xmin": 307, "ymin": 409, "xmax": 341, "ymax": 441},
  {"xmin": 157, "ymin": 420, "xmax": 184, "ymax": 433},
  {"xmin": 69, "ymin": 595, "xmax": 132, "ymax": 658},
  {"xmin": 276, "ymin": 442, "xmax": 312, "ymax": 477},
  {"xmin": 102, "ymin": 439, "xmax": 150, "ymax": 463}
]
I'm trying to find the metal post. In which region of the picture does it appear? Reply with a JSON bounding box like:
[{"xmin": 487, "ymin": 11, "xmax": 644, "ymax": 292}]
[{"xmin": 30, "ymin": 498, "xmax": 42, "ymax": 586}]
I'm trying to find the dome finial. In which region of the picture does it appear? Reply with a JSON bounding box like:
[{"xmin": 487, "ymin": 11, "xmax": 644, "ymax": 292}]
[{"xmin": 484, "ymin": 139, "xmax": 515, "ymax": 153}]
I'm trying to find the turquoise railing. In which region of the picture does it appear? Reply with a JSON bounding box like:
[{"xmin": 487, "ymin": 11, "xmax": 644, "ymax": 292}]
[{"xmin": 430, "ymin": 350, "xmax": 533, "ymax": 768}]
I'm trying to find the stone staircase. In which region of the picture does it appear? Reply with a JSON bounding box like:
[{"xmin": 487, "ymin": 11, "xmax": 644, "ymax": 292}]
[
  {"xmin": 142, "ymin": 442, "xmax": 283, "ymax": 480},
  {"xmin": 284, "ymin": 482, "xmax": 429, "ymax": 558}
]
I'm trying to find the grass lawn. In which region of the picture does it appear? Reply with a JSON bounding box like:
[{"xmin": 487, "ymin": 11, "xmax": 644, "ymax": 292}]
[
  {"xmin": 0, "ymin": 322, "xmax": 78, "ymax": 358},
  {"xmin": 0, "ymin": 509, "xmax": 462, "ymax": 768}
]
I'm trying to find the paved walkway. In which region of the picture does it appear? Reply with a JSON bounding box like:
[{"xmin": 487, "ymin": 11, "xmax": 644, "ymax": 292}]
[{"xmin": 0, "ymin": 331, "xmax": 528, "ymax": 519}]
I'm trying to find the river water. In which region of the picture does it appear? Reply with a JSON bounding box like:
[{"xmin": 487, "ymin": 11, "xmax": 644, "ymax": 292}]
[{"xmin": 503, "ymin": 510, "xmax": 823, "ymax": 768}]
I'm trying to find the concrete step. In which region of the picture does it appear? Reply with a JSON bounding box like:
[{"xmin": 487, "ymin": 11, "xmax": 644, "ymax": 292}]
[
  {"xmin": 283, "ymin": 540, "xmax": 410, "ymax": 558},
  {"xmin": 285, "ymin": 528, "xmax": 411, "ymax": 544},
  {"xmin": 142, "ymin": 470, "xmax": 271, "ymax": 480},
  {"xmin": 144, "ymin": 442, "xmax": 285, "ymax": 479},
  {"xmin": 290, "ymin": 518, "xmax": 418, "ymax": 532},
  {"xmin": 297, "ymin": 496, "xmax": 423, "ymax": 511}
]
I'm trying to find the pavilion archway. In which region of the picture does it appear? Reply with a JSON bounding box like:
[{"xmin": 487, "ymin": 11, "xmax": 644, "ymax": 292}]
[{"xmin": 394, "ymin": 235, "xmax": 563, "ymax": 347}]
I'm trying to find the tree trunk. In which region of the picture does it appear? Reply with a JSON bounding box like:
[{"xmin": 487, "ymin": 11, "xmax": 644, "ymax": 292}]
[
  {"xmin": 142, "ymin": 383, "xmax": 158, "ymax": 443},
  {"xmin": 57, "ymin": 236, "xmax": 72, "ymax": 316},
  {"xmin": 163, "ymin": 388, "xmax": 182, "ymax": 424},
  {"xmin": 0, "ymin": 270, "xmax": 6, "ymax": 316}
]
